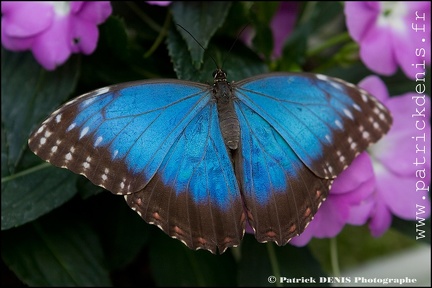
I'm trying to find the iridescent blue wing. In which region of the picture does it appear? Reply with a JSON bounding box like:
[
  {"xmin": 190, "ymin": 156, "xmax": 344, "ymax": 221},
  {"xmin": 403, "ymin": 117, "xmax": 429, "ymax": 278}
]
[
  {"xmin": 233, "ymin": 72, "xmax": 392, "ymax": 244},
  {"xmin": 125, "ymin": 103, "xmax": 245, "ymax": 253},
  {"xmin": 28, "ymin": 80, "xmax": 245, "ymax": 253}
]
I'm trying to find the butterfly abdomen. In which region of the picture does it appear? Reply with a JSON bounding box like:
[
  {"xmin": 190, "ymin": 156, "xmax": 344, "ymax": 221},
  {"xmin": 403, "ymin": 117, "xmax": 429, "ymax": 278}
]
[{"xmin": 214, "ymin": 81, "xmax": 240, "ymax": 150}]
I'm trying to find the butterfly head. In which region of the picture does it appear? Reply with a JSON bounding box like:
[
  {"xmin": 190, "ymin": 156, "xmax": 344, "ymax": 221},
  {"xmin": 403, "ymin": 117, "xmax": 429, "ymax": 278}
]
[{"xmin": 213, "ymin": 68, "xmax": 228, "ymax": 83}]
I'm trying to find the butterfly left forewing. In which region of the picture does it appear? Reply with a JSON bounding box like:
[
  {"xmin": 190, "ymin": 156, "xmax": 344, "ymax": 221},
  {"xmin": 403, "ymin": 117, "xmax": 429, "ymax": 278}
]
[{"xmin": 28, "ymin": 80, "xmax": 212, "ymax": 195}]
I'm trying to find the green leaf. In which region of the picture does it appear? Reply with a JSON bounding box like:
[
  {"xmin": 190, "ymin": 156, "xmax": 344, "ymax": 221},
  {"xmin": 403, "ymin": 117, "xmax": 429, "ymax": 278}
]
[
  {"xmin": 167, "ymin": 24, "xmax": 267, "ymax": 82},
  {"xmin": 88, "ymin": 193, "xmax": 151, "ymax": 270},
  {"xmin": 308, "ymin": 2, "xmax": 344, "ymax": 32},
  {"xmin": 149, "ymin": 229, "xmax": 237, "ymax": 286},
  {"xmin": 1, "ymin": 158, "xmax": 79, "ymax": 230},
  {"xmin": 280, "ymin": 2, "xmax": 344, "ymax": 71},
  {"xmin": 171, "ymin": 1, "xmax": 232, "ymax": 69},
  {"xmin": 1, "ymin": 48, "xmax": 79, "ymax": 175},
  {"xmin": 1, "ymin": 48, "xmax": 80, "ymax": 230},
  {"xmin": 166, "ymin": 25, "xmax": 213, "ymax": 82},
  {"xmin": 249, "ymin": 2, "xmax": 280, "ymax": 61},
  {"xmin": 238, "ymin": 234, "xmax": 328, "ymax": 286},
  {"xmin": 1, "ymin": 208, "xmax": 112, "ymax": 286},
  {"xmin": 99, "ymin": 16, "xmax": 130, "ymax": 62}
]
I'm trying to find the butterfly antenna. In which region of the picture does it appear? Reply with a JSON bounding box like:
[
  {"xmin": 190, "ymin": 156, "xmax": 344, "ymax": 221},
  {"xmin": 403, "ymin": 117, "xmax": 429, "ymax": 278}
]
[
  {"xmin": 221, "ymin": 24, "xmax": 249, "ymax": 68},
  {"xmin": 176, "ymin": 24, "xmax": 219, "ymax": 68}
]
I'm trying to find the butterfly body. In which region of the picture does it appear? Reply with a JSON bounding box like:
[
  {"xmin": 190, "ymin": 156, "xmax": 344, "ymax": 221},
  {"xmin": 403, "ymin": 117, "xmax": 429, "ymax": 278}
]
[
  {"xmin": 28, "ymin": 71, "xmax": 392, "ymax": 254},
  {"xmin": 213, "ymin": 69, "xmax": 240, "ymax": 151}
]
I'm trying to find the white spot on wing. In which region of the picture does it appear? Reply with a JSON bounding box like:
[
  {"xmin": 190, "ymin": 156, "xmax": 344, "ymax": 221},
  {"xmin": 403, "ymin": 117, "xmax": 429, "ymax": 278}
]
[
  {"xmin": 373, "ymin": 107, "xmax": 380, "ymax": 115},
  {"xmin": 94, "ymin": 87, "xmax": 109, "ymax": 96},
  {"xmin": 80, "ymin": 126, "xmax": 89, "ymax": 139},
  {"xmin": 65, "ymin": 153, "xmax": 72, "ymax": 161},
  {"xmin": 343, "ymin": 109, "xmax": 354, "ymax": 120},
  {"xmin": 362, "ymin": 131, "xmax": 370, "ymax": 139},
  {"xmin": 94, "ymin": 136, "xmax": 103, "ymax": 146},
  {"xmin": 335, "ymin": 119, "xmax": 343, "ymax": 129},
  {"xmin": 353, "ymin": 103, "xmax": 361, "ymax": 111},
  {"xmin": 44, "ymin": 130, "xmax": 52, "ymax": 138},
  {"xmin": 55, "ymin": 114, "xmax": 62, "ymax": 123},
  {"xmin": 330, "ymin": 81, "xmax": 342, "ymax": 90},
  {"xmin": 316, "ymin": 74, "xmax": 328, "ymax": 81},
  {"xmin": 67, "ymin": 123, "xmax": 76, "ymax": 131}
]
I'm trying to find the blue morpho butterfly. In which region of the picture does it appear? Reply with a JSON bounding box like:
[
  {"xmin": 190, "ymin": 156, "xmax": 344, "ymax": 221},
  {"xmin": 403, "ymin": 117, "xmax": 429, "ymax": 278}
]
[{"xmin": 28, "ymin": 42, "xmax": 392, "ymax": 254}]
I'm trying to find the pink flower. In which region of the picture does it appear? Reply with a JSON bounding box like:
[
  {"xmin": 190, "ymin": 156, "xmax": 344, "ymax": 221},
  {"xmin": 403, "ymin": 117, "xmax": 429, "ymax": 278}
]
[
  {"xmin": 270, "ymin": 2, "xmax": 298, "ymax": 59},
  {"xmin": 146, "ymin": 1, "xmax": 171, "ymax": 6},
  {"xmin": 358, "ymin": 76, "xmax": 431, "ymax": 236},
  {"xmin": 344, "ymin": 2, "xmax": 431, "ymax": 79},
  {"xmin": 243, "ymin": 151, "xmax": 378, "ymax": 247},
  {"xmin": 1, "ymin": 1, "xmax": 112, "ymax": 70},
  {"xmin": 290, "ymin": 153, "xmax": 376, "ymax": 246},
  {"xmin": 241, "ymin": 2, "xmax": 297, "ymax": 59}
]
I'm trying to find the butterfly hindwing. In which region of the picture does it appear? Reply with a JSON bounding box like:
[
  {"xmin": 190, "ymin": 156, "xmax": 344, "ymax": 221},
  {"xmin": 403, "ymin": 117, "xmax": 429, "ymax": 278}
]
[
  {"xmin": 234, "ymin": 102, "xmax": 331, "ymax": 244},
  {"xmin": 126, "ymin": 103, "xmax": 245, "ymax": 253}
]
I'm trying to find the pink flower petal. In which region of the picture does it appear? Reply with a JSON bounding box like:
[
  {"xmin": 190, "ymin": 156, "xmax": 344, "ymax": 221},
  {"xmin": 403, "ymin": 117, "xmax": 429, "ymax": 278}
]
[
  {"xmin": 348, "ymin": 194, "xmax": 374, "ymax": 225},
  {"xmin": 358, "ymin": 75, "xmax": 389, "ymax": 103},
  {"xmin": 331, "ymin": 152, "xmax": 374, "ymax": 196},
  {"xmin": 344, "ymin": 2, "xmax": 380, "ymax": 42},
  {"xmin": 376, "ymin": 167, "xmax": 431, "ymax": 220},
  {"xmin": 290, "ymin": 153, "xmax": 376, "ymax": 246},
  {"xmin": 358, "ymin": 75, "xmax": 431, "ymax": 236},
  {"xmin": 74, "ymin": 1, "xmax": 112, "ymax": 24},
  {"xmin": 31, "ymin": 16, "xmax": 71, "ymax": 70},
  {"xmin": 69, "ymin": 16, "xmax": 98, "ymax": 54},
  {"xmin": 1, "ymin": 22, "xmax": 35, "ymax": 50},
  {"xmin": 146, "ymin": 1, "xmax": 172, "ymax": 6},
  {"xmin": 290, "ymin": 195, "xmax": 348, "ymax": 246},
  {"xmin": 270, "ymin": 2, "xmax": 297, "ymax": 59},
  {"xmin": 360, "ymin": 25, "xmax": 397, "ymax": 75},
  {"xmin": 372, "ymin": 94, "xmax": 431, "ymax": 176},
  {"xmin": 1, "ymin": 2, "xmax": 53, "ymax": 37},
  {"xmin": 346, "ymin": 2, "xmax": 431, "ymax": 78},
  {"xmin": 1, "ymin": 2, "xmax": 111, "ymax": 70},
  {"xmin": 368, "ymin": 192, "xmax": 392, "ymax": 237},
  {"xmin": 70, "ymin": 1, "xmax": 85, "ymax": 14}
]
